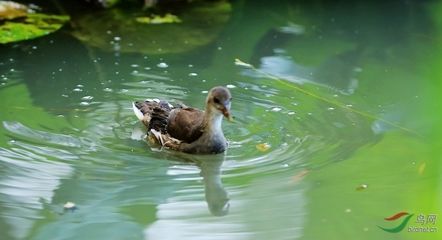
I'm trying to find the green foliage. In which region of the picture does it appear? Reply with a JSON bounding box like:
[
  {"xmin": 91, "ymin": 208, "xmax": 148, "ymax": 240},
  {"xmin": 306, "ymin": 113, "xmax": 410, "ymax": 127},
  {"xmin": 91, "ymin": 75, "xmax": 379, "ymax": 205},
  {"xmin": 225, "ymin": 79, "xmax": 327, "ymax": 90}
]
[{"xmin": 0, "ymin": 13, "xmax": 70, "ymax": 44}]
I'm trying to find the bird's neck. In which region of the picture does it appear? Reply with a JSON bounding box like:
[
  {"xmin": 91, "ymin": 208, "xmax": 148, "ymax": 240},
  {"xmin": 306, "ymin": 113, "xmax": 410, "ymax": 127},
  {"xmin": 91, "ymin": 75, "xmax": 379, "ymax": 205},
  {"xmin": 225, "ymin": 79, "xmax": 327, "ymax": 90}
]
[{"xmin": 203, "ymin": 106, "xmax": 224, "ymax": 136}]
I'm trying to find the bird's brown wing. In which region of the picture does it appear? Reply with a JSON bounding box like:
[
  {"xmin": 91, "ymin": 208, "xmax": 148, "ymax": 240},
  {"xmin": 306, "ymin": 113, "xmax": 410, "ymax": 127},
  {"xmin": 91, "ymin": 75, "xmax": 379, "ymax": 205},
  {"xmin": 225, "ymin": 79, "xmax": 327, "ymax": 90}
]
[
  {"xmin": 167, "ymin": 107, "xmax": 205, "ymax": 143},
  {"xmin": 134, "ymin": 100, "xmax": 172, "ymax": 133}
]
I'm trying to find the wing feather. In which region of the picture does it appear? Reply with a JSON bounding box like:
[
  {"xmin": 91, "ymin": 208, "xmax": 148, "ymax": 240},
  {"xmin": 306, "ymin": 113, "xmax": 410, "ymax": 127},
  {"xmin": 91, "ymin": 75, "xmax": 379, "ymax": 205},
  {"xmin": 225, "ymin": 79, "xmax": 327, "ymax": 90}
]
[{"xmin": 167, "ymin": 108, "xmax": 205, "ymax": 143}]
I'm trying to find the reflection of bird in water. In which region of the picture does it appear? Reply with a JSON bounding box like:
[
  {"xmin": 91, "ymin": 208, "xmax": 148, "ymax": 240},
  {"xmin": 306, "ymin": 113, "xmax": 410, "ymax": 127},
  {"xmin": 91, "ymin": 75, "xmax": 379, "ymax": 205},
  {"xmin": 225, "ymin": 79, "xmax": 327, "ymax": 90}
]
[
  {"xmin": 133, "ymin": 86, "xmax": 233, "ymax": 154},
  {"xmin": 131, "ymin": 121, "xmax": 230, "ymax": 215},
  {"xmin": 195, "ymin": 155, "xmax": 229, "ymax": 216},
  {"xmin": 165, "ymin": 153, "xmax": 230, "ymax": 216}
]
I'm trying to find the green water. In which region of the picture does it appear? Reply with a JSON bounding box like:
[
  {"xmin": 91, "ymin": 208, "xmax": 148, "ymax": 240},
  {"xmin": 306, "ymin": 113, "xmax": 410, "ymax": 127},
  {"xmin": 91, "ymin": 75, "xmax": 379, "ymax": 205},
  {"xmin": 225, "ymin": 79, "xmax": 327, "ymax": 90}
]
[{"xmin": 0, "ymin": 1, "xmax": 441, "ymax": 239}]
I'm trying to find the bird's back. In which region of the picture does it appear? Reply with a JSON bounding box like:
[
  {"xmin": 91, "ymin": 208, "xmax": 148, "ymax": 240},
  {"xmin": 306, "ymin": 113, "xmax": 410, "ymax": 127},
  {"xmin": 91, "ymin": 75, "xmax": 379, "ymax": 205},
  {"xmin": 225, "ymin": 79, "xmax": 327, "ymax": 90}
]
[
  {"xmin": 167, "ymin": 108, "xmax": 205, "ymax": 143},
  {"xmin": 133, "ymin": 100, "xmax": 205, "ymax": 143}
]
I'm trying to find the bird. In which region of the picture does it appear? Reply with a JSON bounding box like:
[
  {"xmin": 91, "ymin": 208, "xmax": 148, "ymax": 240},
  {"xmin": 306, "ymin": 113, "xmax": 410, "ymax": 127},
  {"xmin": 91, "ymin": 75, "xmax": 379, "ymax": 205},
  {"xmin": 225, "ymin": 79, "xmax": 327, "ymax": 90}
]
[{"xmin": 133, "ymin": 86, "xmax": 233, "ymax": 154}]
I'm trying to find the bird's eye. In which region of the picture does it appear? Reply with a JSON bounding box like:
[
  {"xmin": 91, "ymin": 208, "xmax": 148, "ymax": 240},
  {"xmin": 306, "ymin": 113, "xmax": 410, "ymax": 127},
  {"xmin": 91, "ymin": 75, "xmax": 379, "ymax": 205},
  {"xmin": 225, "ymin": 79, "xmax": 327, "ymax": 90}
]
[{"xmin": 213, "ymin": 97, "xmax": 220, "ymax": 104}]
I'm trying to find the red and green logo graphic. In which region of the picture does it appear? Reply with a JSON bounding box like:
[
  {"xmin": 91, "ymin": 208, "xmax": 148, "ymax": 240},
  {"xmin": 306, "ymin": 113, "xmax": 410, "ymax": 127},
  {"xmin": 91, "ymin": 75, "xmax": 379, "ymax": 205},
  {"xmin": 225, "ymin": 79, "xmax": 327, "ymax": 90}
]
[{"xmin": 378, "ymin": 211, "xmax": 414, "ymax": 233}]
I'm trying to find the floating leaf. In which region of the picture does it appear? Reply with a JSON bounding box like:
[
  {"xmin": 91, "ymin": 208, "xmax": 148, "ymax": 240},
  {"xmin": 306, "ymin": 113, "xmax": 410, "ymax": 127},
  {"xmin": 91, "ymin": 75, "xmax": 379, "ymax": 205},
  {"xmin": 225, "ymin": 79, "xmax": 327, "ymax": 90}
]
[
  {"xmin": 292, "ymin": 169, "xmax": 309, "ymax": 183},
  {"xmin": 256, "ymin": 143, "xmax": 271, "ymax": 152},
  {"xmin": 136, "ymin": 13, "xmax": 182, "ymax": 24},
  {"xmin": 0, "ymin": 13, "xmax": 70, "ymax": 44}
]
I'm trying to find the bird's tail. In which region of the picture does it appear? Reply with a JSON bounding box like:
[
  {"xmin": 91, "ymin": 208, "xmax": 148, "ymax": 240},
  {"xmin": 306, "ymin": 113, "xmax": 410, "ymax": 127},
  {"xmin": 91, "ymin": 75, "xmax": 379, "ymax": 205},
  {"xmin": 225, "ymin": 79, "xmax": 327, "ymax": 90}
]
[{"xmin": 132, "ymin": 102, "xmax": 145, "ymax": 121}]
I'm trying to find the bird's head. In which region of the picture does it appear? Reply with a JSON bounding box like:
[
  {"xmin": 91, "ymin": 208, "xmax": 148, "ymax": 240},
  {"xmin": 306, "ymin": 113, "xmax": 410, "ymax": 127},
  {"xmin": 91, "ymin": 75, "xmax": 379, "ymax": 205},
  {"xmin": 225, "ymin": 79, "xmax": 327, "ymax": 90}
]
[{"xmin": 206, "ymin": 86, "xmax": 233, "ymax": 121}]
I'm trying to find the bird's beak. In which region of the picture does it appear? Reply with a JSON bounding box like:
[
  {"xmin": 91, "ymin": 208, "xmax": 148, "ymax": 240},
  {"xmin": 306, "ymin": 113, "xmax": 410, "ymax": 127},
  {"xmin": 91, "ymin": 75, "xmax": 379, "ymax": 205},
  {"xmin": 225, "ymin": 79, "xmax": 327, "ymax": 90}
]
[{"xmin": 221, "ymin": 106, "xmax": 233, "ymax": 122}]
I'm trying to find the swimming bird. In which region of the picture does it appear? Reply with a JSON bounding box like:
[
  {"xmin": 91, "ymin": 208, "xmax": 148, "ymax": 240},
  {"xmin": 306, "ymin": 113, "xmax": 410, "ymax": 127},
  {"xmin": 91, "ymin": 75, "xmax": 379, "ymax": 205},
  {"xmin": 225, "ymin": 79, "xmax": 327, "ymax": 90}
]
[{"xmin": 133, "ymin": 86, "xmax": 232, "ymax": 154}]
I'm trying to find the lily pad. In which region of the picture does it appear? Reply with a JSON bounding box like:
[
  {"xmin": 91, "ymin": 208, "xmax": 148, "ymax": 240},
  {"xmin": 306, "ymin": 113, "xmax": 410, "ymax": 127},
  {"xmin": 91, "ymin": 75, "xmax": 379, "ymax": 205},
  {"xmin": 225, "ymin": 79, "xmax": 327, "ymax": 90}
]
[
  {"xmin": 71, "ymin": 1, "xmax": 231, "ymax": 54},
  {"xmin": 135, "ymin": 13, "xmax": 182, "ymax": 24},
  {"xmin": 0, "ymin": 12, "xmax": 70, "ymax": 44}
]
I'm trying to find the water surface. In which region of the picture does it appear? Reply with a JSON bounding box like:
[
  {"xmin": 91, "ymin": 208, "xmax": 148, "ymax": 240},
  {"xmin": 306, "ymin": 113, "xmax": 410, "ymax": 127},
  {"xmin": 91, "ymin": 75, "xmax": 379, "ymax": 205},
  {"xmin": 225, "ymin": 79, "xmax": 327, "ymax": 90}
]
[{"xmin": 0, "ymin": 1, "xmax": 441, "ymax": 240}]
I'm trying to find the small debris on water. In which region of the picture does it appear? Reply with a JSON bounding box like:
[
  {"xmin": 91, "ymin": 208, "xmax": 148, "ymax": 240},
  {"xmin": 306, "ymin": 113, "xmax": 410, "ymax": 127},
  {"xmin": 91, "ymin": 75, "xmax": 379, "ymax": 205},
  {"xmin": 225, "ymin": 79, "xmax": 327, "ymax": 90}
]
[
  {"xmin": 292, "ymin": 169, "xmax": 309, "ymax": 183},
  {"xmin": 64, "ymin": 202, "xmax": 77, "ymax": 211},
  {"xmin": 418, "ymin": 162, "xmax": 426, "ymax": 175},
  {"xmin": 234, "ymin": 58, "xmax": 253, "ymax": 68},
  {"xmin": 356, "ymin": 184, "xmax": 368, "ymax": 191},
  {"xmin": 256, "ymin": 143, "xmax": 271, "ymax": 152}
]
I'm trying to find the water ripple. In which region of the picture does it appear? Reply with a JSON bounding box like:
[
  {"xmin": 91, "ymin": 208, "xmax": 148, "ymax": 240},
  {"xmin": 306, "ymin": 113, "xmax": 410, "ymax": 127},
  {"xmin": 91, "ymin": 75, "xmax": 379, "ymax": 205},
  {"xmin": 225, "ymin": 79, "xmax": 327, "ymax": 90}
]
[{"xmin": 3, "ymin": 121, "xmax": 82, "ymax": 148}]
